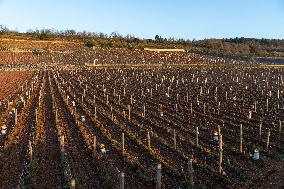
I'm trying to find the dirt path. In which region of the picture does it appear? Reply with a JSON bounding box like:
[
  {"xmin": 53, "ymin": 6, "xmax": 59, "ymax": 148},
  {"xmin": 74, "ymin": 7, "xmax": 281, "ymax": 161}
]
[{"xmin": 31, "ymin": 73, "xmax": 65, "ymax": 188}]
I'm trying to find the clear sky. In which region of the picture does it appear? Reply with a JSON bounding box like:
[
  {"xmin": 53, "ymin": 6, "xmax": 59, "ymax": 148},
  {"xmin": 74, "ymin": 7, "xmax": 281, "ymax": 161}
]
[{"xmin": 0, "ymin": 0, "xmax": 283, "ymax": 40}]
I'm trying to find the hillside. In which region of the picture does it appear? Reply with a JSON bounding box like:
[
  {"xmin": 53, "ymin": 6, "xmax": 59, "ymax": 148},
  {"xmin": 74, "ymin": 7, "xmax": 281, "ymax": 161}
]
[{"xmin": 1, "ymin": 26, "xmax": 283, "ymax": 58}]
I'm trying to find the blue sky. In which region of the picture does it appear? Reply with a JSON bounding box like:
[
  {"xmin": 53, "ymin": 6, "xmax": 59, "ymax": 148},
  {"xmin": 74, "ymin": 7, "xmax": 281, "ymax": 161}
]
[{"xmin": 0, "ymin": 0, "xmax": 283, "ymax": 40}]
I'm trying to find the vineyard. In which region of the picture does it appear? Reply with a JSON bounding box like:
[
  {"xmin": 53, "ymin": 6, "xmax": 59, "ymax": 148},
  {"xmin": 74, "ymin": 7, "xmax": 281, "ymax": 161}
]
[{"xmin": 0, "ymin": 50, "xmax": 283, "ymax": 189}]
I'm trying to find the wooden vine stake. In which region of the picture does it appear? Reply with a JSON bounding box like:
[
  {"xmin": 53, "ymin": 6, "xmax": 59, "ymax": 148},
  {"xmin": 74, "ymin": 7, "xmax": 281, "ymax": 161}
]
[
  {"xmin": 188, "ymin": 158, "xmax": 194, "ymax": 186},
  {"xmin": 55, "ymin": 109, "xmax": 58, "ymax": 124},
  {"xmin": 266, "ymin": 98, "xmax": 269, "ymax": 112},
  {"xmin": 143, "ymin": 103, "xmax": 146, "ymax": 118},
  {"xmin": 60, "ymin": 135, "xmax": 65, "ymax": 153},
  {"xmin": 15, "ymin": 108, "xmax": 18, "ymax": 125},
  {"xmin": 173, "ymin": 129, "xmax": 177, "ymax": 149},
  {"xmin": 119, "ymin": 172, "xmax": 125, "ymax": 189},
  {"xmin": 71, "ymin": 179, "xmax": 76, "ymax": 189},
  {"xmin": 111, "ymin": 107, "xmax": 114, "ymax": 121},
  {"xmin": 219, "ymin": 134, "xmax": 223, "ymax": 174},
  {"xmin": 175, "ymin": 104, "xmax": 178, "ymax": 114},
  {"xmin": 218, "ymin": 124, "xmax": 221, "ymax": 136},
  {"xmin": 254, "ymin": 101, "xmax": 257, "ymax": 112},
  {"xmin": 147, "ymin": 131, "xmax": 151, "ymax": 149},
  {"xmin": 93, "ymin": 136, "xmax": 97, "ymax": 158},
  {"xmin": 128, "ymin": 105, "xmax": 131, "ymax": 120},
  {"xmin": 186, "ymin": 92, "xmax": 189, "ymax": 102},
  {"xmin": 29, "ymin": 140, "xmax": 33, "ymax": 163},
  {"xmin": 266, "ymin": 129, "xmax": 270, "ymax": 151},
  {"xmin": 240, "ymin": 124, "xmax": 243, "ymax": 153},
  {"xmin": 196, "ymin": 127, "xmax": 199, "ymax": 147},
  {"xmin": 156, "ymin": 164, "xmax": 162, "ymax": 189},
  {"xmin": 279, "ymin": 120, "xmax": 282, "ymax": 148},
  {"xmin": 94, "ymin": 107, "xmax": 97, "ymax": 122},
  {"xmin": 259, "ymin": 120, "xmax": 262, "ymax": 142},
  {"xmin": 122, "ymin": 133, "xmax": 125, "ymax": 156},
  {"xmin": 35, "ymin": 108, "xmax": 38, "ymax": 124}
]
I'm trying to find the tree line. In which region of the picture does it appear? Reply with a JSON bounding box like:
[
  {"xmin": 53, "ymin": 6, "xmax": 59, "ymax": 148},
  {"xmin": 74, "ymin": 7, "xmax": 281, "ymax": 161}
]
[{"xmin": 0, "ymin": 25, "xmax": 283, "ymax": 57}]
